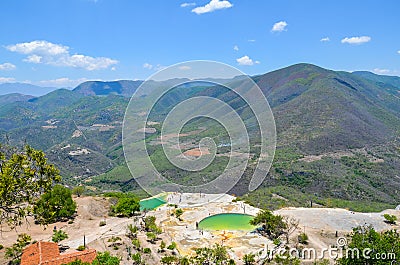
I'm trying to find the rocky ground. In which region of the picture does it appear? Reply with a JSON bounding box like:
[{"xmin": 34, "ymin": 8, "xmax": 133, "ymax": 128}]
[{"xmin": 0, "ymin": 194, "xmax": 398, "ymax": 264}]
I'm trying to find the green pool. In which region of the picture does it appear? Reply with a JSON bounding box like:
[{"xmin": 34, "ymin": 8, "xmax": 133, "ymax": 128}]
[
  {"xmin": 140, "ymin": 194, "xmax": 167, "ymax": 211},
  {"xmin": 198, "ymin": 213, "xmax": 256, "ymax": 231}
]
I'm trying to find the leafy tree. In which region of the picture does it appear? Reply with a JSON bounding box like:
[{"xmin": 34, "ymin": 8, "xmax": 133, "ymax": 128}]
[
  {"xmin": 92, "ymin": 251, "xmax": 120, "ymax": 265},
  {"xmin": 131, "ymin": 253, "xmax": 141, "ymax": 265},
  {"xmin": 132, "ymin": 238, "xmax": 140, "ymax": 249},
  {"xmin": 144, "ymin": 216, "xmax": 156, "ymax": 230},
  {"xmin": 383, "ymin": 214, "xmax": 397, "ymax": 225},
  {"xmin": 274, "ymin": 252, "xmax": 301, "ymax": 265},
  {"xmin": 298, "ymin": 232, "xmax": 308, "ymax": 244},
  {"xmin": 167, "ymin": 241, "xmax": 177, "ymax": 250},
  {"xmin": 126, "ymin": 224, "xmax": 138, "ymax": 239},
  {"xmin": 212, "ymin": 243, "xmax": 229, "ymax": 264},
  {"xmin": 242, "ymin": 253, "xmax": 256, "ymax": 265},
  {"xmin": 146, "ymin": 232, "xmax": 157, "ymax": 244},
  {"xmin": 161, "ymin": 255, "xmax": 178, "ymax": 265},
  {"xmin": 143, "ymin": 215, "xmax": 162, "ymax": 234},
  {"xmin": 63, "ymin": 251, "xmax": 119, "ymax": 265},
  {"xmin": 282, "ymin": 216, "xmax": 299, "ymax": 244},
  {"xmin": 34, "ymin": 184, "xmax": 77, "ymax": 224},
  {"xmin": 5, "ymin": 233, "xmax": 32, "ymax": 264},
  {"xmin": 143, "ymin": 247, "xmax": 151, "ymax": 253},
  {"xmin": 111, "ymin": 196, "xmax": 140, "ymax": 217},
  {"xmin": 175, "ymin": 208, "xmax": 184, "ymax": 220},
  {"xmin": 0, "ymin": 145, "xmax": 60, "ymax": 229},
  {"xmin": 72, "ymin": 186, "xmax": 85, "ymax": 197},
  {"xmin": 160, "ymin": 240, "xmax": 166, "ymax": 251},
  {"xmin": 52, "ymin": 229, "xmax": 68, "ymax": 243},
  {"xmin": 337, "ymin": 225, "xmax": 400, "ymax": 265},
  {"xmin": 193, "ymin": 246, "xmax": 214, "ymax": 264},
  {"xmin": 193, "ymin": 244, "xmax": 230, "ymax": 265},
  {"xmin": 179, "ymin": 256, "xmax": 191, "ymax": 265},
  {"xmin": 250, "ymin": 210, "xmax": 287, "ymax": 239}
]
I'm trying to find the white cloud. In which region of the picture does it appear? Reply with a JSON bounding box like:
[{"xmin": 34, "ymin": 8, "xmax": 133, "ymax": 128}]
[
  {"xmin": 341, "ymin": 36, "xmax": 371, "ymax": 45},
  {"xmin": 57, "ymin": 54, "xmax": 117, "ymax": 71},
  {"xmin": 191, "ymin": 0, "xmax": 232, "ymax": 14},
  {"xmin": 6, "ymin": 40, "xmax": 118, "ymax": 70},
  {"xmin": 0, "ymin": 62, "xmax": 16, "ymax": 71},
  {"xmin": 143, "ymin": 63, "xmax": 153, "ymax": 70},
  {"xmin": 236, "ymin": 55, "xmax": 256, "ymax": 66},
  {"xmin": 38, "ymin": 77, "xmax": 88, "ymax": 87},
  {"xmin": 371, "ymin": 68, "xmax": 400, "ymax": 76},
  {"xmin": 181, "ymin": 2, "xmax": 196, "ymax": 7},
  {"xmin": 247, "ymin": 39, "xmax": 256, "ymax": 42},
  {"xmin": 320, "ymin": 37, "xmax": 330, "ymax": 42},
  {"xmin": 178, "ymin": 65, "xmax": 191, "ymax": 70},
  {"xmin": 24, "ymin": 54, "xmax": 42, "ymax": 63},
  {"xmin": 373, "ymin": 68, "xmax": 390, "ymax": 74},
  {"xmin": 143, "ymin": 63, "xmax": 165, "ymax": 71},
  {"xmin": 233, "ymin": 45, "xmax": 239, "ymax": 51},
  {"xmin": 0, "ymin": 77, "xmax": 16, "ymax": 83},
  {"xmin": 6, "ymin": 40, "xmax": 68, "ymax": 55},
  {"xmin": 397, "ymin": 50, "xmax": 400, "ymax": 54},
  {"xmin": 155, "ymin": 64, "xmax": 166, "ymax": 71},
  {"xmin": 271, "ymin": 21, "xmax": 288, "ymax": 32}
]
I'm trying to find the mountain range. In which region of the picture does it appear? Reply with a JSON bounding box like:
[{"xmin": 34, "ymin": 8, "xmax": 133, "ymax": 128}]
[{"xmin": 0, "ymin": 63, "xmax": 399, "ymax": 211}]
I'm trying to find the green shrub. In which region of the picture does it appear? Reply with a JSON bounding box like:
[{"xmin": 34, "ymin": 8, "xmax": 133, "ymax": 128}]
[
  {"xmin": 52, "ymin": 230, "xmax": 68, "ymax": 243},
  {"xmin": 174, "ymin": 208, "xmax": 184, "ymax": 220},
  {"xmin": 160, "ymin": 240, "xmax": 166, "ymax": 250},
  {"xmin": 131, "ymin": 253, "xmax": 141, "ymax": 264},
  {"xmin": 72, "ymin": 186, "xmax": 85, "ymax": 197},
  {"xmin": 143, "ymin": 247, "xmax": 151, "ymax": 254},
  {"xmin": 64, "ymin": 252, "xmax": 120, "ymax": 265},
  {"xmin": 92, "ymin": 251, "xmax": 120, "ymax": 265},
  {"xmin": 76, "ymin": 245, "xmax": 85, "ymax": 251},
  {"xmin": 242, "ymin": 253, "xmax": 256, "ymax": 265},
  {"xmin": 298, "ymin": 232, "xmax": 309, "ymax": 244},
  {"xmin": 161, "ymin": 255, "xmax": 178, "ymax": 264},
  {"xmin": 99, "ymin": 220, "xmax": 106, "ymax": 226},
  {"xmin": 132, "ymin": 238, "xmax": 141, "ymax": 249},
  {"xmin": 383, "ymin": 214, "xmax": 397, "ymax": 224},
  {"xmin": 107, "ymin": 236, "xmax": 121, "ymax": 242},
  {"xmin": 5, "ymin": 233, "xmax": 31, "ymax": 263},
  {"xmin": 126, "ymin": 224, "xmax": 138, "ymax": 239},
  {"xmin": 146, "ymin": 232, "xmax": 157, "ymax": 243},
  {"xmin": 167, "ymin": 242, "xmax": 177, "ymax": 250},
  {"xmin": 34, "ymin": 185, "xmax": 77, "ymax": 224},
  {"xmin": 111, "ymin": 197, "xmax": 140, "ymax": 217},
  {"xmin": 337, "ymin": 225, "xmax": 399, "ymax": 265}
]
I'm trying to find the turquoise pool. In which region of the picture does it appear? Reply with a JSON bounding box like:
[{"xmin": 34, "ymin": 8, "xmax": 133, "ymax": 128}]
[
  {"xmin": 198, "ymin": 213, "xmax": 255, "ymax": 231},
  {"xmin": 139, "ymin": 195, "xmax": 167, "ymax": 211}
]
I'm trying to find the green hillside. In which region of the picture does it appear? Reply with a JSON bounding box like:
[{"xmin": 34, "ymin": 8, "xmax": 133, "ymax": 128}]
[{"xmin": 0, "ymin": 63, "xmax": 399, "ymax": 211}]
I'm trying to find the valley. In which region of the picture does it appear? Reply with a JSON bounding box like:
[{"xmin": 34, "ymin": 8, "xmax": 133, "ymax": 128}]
[{"xmin": 0, "ymin": 63, "xmax": 398, "ymax": 211}]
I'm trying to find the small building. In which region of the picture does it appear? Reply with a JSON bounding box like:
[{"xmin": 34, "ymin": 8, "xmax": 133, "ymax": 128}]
[{"xmin": 21, "ymin": 241, "xmax": 96, "ymax": 265}]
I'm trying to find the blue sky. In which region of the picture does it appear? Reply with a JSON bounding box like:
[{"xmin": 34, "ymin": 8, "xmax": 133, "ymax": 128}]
[{"xmin": 0, "ymin": 0, "xmax": 399, "ymax": 88}]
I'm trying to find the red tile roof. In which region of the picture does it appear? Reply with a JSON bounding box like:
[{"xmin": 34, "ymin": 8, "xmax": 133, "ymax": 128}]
[{"xmin": 21, "ymin": 242, "xmax": 96, "ymax": 265}]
